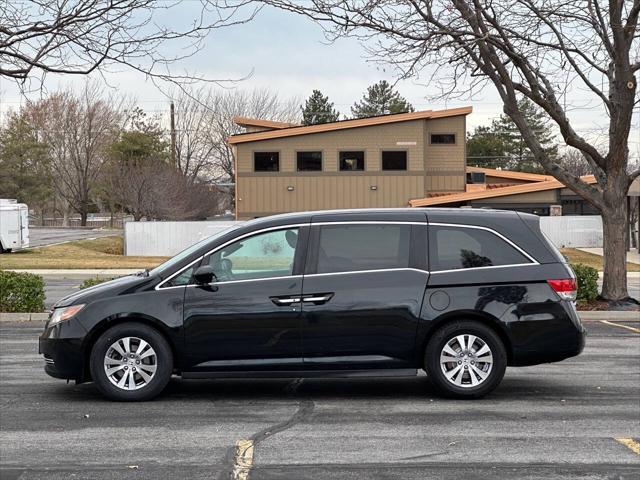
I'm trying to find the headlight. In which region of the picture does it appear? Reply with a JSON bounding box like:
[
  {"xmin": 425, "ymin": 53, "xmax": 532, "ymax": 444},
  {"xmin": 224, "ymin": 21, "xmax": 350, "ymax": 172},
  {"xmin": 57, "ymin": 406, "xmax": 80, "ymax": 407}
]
[{"xmin": 49, "ymin": 304, "xmax": 85, "ymax": 326}]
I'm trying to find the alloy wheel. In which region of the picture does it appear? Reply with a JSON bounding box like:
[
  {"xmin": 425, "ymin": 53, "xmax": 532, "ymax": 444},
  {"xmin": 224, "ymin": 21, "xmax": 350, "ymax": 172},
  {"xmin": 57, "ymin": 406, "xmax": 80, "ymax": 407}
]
[
  {"xmin": 103, "ymin": 336, "xmax": 157, "ymax": 391},
  {"xmin": 439, "ymin": 334, "xmax": 494, "ymax": 388}
]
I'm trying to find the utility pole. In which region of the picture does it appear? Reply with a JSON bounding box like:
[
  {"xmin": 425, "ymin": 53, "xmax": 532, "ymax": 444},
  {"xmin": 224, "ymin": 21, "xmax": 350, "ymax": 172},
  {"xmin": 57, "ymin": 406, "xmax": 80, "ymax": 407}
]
[{"xmin": 170, "ymin": 101, "xmax": 176, "ymax": 168}]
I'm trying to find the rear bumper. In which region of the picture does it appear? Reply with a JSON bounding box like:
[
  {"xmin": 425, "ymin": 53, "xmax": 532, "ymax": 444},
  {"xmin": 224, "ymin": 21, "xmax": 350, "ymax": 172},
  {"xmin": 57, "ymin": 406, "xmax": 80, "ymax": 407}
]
[
  {"xmin": 38, "ymin": 318, "xmax": 87, "ymax": 381},
  {"xmin": 507, "ymin": 301, "xmax": 586, "ymax": 366}
]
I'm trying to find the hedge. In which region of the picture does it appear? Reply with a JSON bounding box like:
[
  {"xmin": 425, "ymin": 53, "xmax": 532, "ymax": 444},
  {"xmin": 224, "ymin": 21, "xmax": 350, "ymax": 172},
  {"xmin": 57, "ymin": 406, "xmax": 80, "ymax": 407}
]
[
  {"xmin": 571, "ymin": 263, "xmax": 599, "ymax": 302},
  {"xmin": 0, "ymin": 270, "xmax": 45, "ymax": 312}
]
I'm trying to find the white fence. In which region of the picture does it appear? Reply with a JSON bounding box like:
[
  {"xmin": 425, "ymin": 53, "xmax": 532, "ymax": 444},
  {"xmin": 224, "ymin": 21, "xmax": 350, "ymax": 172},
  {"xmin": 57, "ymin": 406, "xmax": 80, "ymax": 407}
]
[
  {"xmin": 540, "ymin": 215, "xmax": 603, "ymax": 248},
  {"xmin": 124, "ymin": 215, "xmax": 605, "ymax": 256},
  {"xmin": 124, "ymin": 221, "xmax": 243, "ymax": 256}
]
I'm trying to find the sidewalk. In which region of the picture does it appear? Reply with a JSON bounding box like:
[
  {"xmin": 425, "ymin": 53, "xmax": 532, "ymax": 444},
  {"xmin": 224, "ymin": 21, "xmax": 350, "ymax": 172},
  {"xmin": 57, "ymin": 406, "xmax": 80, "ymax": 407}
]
[
  {"xmin": 6, "ymin": 269, "xmax": 140, "ymax": 276},
  {"xmin": 577, "ymin": 248, "xmax": 640, "ymax": 265}
]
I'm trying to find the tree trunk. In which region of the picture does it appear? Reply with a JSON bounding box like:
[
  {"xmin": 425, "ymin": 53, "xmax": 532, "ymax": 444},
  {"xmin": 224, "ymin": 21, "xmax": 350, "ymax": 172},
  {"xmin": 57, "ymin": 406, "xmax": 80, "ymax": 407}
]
[
  {"xmin": 600, "ymin": 200, "xmax": 629, "ymax": 301},
  {"xmin": 80, "ymin": 207, "xmax": 88, "ymax": 227}
]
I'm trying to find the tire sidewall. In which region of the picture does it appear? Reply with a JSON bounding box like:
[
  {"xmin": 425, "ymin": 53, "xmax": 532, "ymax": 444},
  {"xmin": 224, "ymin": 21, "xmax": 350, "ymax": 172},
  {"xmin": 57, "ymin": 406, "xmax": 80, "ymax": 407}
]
[
  {"xmin": 425, "ymin": 321, "xmax": 507, "ymax": 399},
  {"xmin": 90, "ymin": 323, "xmax": 173, "ymax": 401}
]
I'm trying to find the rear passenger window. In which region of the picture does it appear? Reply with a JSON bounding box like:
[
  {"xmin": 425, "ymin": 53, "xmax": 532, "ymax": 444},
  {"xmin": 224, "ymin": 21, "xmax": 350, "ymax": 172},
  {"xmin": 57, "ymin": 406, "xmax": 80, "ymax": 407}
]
[
  {"xmin": 429, "ymin": 226, "xmax": 531, "ymax": 271},
  {"xmin": 316, "ymin": 224, "xmax": 410, "ymax": 274}
]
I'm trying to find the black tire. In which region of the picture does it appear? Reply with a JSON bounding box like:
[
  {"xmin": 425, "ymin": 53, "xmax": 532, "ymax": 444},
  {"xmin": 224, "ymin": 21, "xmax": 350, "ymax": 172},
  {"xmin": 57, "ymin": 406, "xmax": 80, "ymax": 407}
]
[
  {"xmin": 90, "ymin": 322, "xmax": 173, "ymax": 401},
  {"xmin": 424, "ymin": 320, "xmax": 507, "ymax": 399}
]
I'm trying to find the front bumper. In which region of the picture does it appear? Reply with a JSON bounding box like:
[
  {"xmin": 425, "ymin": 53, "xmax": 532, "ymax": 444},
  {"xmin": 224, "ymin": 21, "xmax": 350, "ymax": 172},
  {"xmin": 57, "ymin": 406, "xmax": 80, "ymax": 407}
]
[{"xmin": 38, "ymin": 317, "xmax": 87, "ymax": 381}]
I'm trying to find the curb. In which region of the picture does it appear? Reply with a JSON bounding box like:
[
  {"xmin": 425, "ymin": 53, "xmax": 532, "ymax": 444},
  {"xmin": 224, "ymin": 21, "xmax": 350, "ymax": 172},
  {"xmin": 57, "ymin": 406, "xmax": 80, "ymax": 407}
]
[
  {"xmin": 578, "ymin": 311, "xmax": 639, "ymax": 321},
  {"xmin": 0, "ymin": 313, "xmax": 49, "ymax": 322}
]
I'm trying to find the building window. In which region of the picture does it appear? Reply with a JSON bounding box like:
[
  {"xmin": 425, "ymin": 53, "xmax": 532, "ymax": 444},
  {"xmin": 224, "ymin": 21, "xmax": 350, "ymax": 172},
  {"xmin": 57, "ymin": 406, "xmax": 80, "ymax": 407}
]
[
  {"xmin": 431, "ymin": 133, "xmax": 456, "ymax": 144},
  {"xmin": 381, "ymin": 150, "xmax": 407, "ymax": 170},
  {"xmin": 339, "ymin": 151, "xmax": 365, "ymax": 171},
  {"xmin": 254, "ymin": 152, "xmax": 279, "ymax": 172},
  {"xmin": 297, "ymin": 151, "xmax": 322, "ymax": 171}
]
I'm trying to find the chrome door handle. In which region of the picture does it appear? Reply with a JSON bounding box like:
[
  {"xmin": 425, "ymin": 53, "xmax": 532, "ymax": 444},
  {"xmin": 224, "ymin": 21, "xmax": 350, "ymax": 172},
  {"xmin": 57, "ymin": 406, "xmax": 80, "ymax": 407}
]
[
  {"xmin": 270, "ymin": 297, "xmax": 301, "ymax": 306},
  {"xmin": 301, "ymin": 293, "xmax": 334, "ymax": 305}
]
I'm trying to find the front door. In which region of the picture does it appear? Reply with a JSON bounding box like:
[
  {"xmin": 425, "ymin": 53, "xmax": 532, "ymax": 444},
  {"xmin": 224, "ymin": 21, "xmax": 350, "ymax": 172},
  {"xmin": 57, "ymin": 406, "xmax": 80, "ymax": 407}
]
[
  {"xmin": 183, "ymin": 226, "xmax": 308, "ymax": 372},
  {"xmin": 301, "ymin": 221, "xmax": 429, "ymax": 370}
]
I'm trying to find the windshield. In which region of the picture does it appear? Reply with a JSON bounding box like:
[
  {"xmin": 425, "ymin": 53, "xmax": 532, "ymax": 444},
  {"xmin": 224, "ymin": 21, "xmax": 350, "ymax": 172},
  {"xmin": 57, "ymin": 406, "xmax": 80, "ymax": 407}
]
[{"xmin": 149, "ymin": 224, "xmax": 242, "ymax": 277}]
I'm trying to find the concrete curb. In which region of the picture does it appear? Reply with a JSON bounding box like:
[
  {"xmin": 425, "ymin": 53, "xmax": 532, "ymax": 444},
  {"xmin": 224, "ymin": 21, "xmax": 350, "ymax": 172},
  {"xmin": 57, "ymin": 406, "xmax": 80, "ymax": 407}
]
[
  {"xmin": 578, "ymin": 311, "xmax": 639, "ymax": 321},
  {"xmin": 0, "ymin": 313, "xmax": 49, "ymax": 322}
]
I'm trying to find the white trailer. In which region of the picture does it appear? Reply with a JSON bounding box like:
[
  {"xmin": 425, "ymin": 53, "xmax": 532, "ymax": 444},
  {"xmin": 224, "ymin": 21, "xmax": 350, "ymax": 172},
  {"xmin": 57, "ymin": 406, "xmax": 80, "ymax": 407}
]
[{"xmin": 0, "ymin": 199, "xmax": 29, "ymax": 253}]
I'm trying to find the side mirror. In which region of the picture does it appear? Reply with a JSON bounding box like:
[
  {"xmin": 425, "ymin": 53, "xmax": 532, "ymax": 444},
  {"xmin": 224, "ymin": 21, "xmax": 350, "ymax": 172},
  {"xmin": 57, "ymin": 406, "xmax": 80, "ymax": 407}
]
[{"xmin": 193, "ymin": 265, "xmax": 216, "ymax": 285}]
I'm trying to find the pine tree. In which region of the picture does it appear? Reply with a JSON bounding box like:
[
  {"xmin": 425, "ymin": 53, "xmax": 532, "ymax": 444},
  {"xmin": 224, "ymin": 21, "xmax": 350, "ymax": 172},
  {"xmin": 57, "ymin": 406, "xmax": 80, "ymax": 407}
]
[
  {"xmin": 351, "ymin": 80, "xmax": 415, "ymax": 118},
  {"xmin": 493, "ymin": 98, "xmax": 557, "ymax": 172},
  {"xmin": 301, "ymin": 90, "xmax": 340, "ymax": 125}
]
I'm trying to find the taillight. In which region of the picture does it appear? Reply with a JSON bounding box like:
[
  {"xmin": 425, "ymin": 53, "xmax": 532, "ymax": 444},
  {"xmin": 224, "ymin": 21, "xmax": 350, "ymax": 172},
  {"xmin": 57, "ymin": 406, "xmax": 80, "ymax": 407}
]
[{"xmin": 547, "ymin": 278, "xmax": 577, "ymax": 301}]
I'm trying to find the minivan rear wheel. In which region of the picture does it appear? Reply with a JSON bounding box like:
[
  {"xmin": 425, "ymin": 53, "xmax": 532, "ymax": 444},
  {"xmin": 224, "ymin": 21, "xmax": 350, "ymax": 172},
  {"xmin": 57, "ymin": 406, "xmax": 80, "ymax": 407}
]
[
  {"xmin": 425, "ymin": 320, "xmax": 506, "ymax": 399},
  {"xmin": 90, "ymin": 323, "xmax": 173, "ymax": 401}
]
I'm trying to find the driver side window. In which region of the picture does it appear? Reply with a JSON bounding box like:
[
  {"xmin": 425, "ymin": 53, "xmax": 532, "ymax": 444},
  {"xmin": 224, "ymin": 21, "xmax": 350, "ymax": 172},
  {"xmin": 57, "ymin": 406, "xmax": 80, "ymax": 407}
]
[{"xmin": 204, "ymin": 228, "xmax": 299, "ymax": 282}]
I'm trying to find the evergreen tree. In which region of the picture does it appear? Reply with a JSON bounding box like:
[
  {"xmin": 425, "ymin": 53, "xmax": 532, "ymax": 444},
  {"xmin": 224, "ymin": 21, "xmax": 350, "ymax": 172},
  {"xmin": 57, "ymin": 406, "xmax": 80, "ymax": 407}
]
[
  {"xmin": 351, "ymin": 80, "xmax": 414, "ymax": 118},
  {"xmin": 493, "ymin": 98, "xmax": 557, "ymax": 172},
  {"xmin": 301, "ymin": 90, "xmax": 340, "ymax": 125},
  {"xmin": 466, "ymin": 98, "xmax": 557, "ymax": 172}
]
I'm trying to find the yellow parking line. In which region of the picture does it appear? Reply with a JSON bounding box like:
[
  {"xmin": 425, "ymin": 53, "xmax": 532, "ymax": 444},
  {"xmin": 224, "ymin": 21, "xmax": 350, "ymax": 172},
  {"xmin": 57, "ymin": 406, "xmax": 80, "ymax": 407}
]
[
  {"xmin": 615, "ymin": 438, "xmax": 640, "ymax": 455},
  {"xmin": 232, "ymin": 439, "xmax": 254, "ymax": 480},
  {"xmin": 600, "ymin": 320, "xmax": 640, "ymax": 334}
]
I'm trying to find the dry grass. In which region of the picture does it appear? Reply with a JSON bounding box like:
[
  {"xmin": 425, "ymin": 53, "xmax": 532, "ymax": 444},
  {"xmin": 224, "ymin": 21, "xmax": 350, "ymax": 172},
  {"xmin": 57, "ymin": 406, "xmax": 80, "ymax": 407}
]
[
  {"xmin": 0, "ymin": 236, "xmax": 168, "ymax": 269},
  {"xmin": 560, "ymin": 248, "xmax": 640, "ymax": 272}
]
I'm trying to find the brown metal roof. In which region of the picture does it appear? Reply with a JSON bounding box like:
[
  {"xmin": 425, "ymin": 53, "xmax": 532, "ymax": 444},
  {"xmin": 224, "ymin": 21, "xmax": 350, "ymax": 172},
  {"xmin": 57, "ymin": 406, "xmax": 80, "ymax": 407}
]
[
  {"xmin": 409, "ymin": 175, "xmax": 598, "ymax": 207},
  {"xmin": 228, "ymin": 106, "xmax": 473, "ymax": 144},
  {"xmin": 466, "ymin": 166, "xmax": 554, "ymax": 182},
  {"xmin": 233, "ymin": 117, "xmax": 299, "ymax": 130}
]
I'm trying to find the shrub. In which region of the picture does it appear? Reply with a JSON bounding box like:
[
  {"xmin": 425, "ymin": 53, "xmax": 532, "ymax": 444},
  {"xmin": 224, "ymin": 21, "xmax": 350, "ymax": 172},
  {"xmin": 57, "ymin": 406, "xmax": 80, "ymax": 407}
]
[
  {"xmin": 571, "ymin": 263, "xmax": 598, "ymax": 302},
  {"xmin": 79, "ymin": 277, "xmax": 114, "ymax": 289},
  {"xmin": 0, "ymin": 270, "xmax": 45, "ymax": 312}
]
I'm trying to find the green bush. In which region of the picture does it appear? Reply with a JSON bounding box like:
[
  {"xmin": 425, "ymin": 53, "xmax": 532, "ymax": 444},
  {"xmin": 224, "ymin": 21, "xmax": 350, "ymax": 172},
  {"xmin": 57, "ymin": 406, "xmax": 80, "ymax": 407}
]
[
  {"xmin": 0, "ymin": 270, "xmax": 45, "ymax": 312},
  {"xmin": 79, "ymin": 277, "xmax": 114, "ymax": 289},
  {"xmin": 571, "ymin": 263, "xmax": 599, "ymax": 302}
]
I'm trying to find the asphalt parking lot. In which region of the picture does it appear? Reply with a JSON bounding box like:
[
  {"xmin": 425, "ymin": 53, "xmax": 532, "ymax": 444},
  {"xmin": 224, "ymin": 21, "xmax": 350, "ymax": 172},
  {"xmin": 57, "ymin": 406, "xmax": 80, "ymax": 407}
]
[{"xmin": 0, "ymin": 320, "xmax": 639, "ymax": 479}]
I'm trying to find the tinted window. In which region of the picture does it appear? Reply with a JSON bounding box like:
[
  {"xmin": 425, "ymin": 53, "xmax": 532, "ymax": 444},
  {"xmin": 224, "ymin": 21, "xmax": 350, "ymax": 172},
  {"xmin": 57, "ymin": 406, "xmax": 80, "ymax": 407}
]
[
  {"xmin": 316, "ymin": 224, "xmax": 410, "ymax": 274},
  {"xmin": 297, "ymin": 151, "xmax": 322, "ymax": 171},
  {"xmin": 339, "ymin": 151, "xmax": 365, "ymax": 171},
  {"xmin": 431, "ymin": 133, "xmax": 456, "ymax": 144},
  {"xmin": 206, "ymin": 228, "xmax": 299, "ymax": 281},
  {"xmin": 381, "ymin": 151, "xmax": 407, "ymax": 170},
  {"xmin": 429, "ymin": 226, "xmax": 531, "ymax": 271},
  {"xmin": 165, "ymin": 266, "xmax": 195, "ymax": 287},
  {"xmin": 254, "ymin": 152, "xmax": 279, "ymax": 172}
]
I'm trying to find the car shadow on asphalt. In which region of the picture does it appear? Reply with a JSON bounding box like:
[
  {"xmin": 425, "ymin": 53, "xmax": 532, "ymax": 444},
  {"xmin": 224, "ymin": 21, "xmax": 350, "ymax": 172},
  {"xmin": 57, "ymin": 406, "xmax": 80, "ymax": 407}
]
[{"xmin": 50, "ymin": 373, "xmax": 585, "ymax": 403}]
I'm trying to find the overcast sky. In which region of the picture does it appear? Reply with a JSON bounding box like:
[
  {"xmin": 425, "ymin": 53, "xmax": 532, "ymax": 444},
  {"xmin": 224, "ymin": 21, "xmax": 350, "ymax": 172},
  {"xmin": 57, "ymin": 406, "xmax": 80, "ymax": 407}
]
[{"xmin": 1, "ymin": 4, "xmax": 637, "ymax": 157}]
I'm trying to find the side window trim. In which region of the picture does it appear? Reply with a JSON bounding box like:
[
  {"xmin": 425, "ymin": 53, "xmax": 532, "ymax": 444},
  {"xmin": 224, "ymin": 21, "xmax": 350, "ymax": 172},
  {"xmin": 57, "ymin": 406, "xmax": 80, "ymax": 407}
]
[{"xmin": 427, "ymin": 222, "xmax": 539, "ymax": 274}]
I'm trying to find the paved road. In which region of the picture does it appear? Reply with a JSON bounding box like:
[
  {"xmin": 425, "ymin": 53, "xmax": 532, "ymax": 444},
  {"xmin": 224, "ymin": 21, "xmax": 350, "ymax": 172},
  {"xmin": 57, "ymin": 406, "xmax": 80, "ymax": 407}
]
[
  {"xmin": 28, "ymin": 228, "xmax": 121, "ymax": 248},
  {"xmin": 0, "ymin": 320, "xmax": 638, "ymax": 479}
]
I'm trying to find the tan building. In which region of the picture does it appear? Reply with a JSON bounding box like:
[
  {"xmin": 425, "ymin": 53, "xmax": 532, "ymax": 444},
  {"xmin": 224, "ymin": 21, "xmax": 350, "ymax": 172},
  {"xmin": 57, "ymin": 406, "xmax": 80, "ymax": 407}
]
[{"xmin": 229, "ymin": 107, "xmax": 472, "ymax": 219}]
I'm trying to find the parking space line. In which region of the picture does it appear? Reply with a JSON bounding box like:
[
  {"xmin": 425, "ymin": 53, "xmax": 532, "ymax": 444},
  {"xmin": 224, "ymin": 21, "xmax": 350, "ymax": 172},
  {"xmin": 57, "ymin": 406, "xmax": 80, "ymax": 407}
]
[
  {"xmin": 232, "ymin": 439, "xmax": 254, "ymax": 480},
  {"xmin": 615, "ymin": 438, "xmax": 640, "ymax": 455},
  {"xmin": 600, "ymin": 320, "xmax": 640, "ymax": 334}
]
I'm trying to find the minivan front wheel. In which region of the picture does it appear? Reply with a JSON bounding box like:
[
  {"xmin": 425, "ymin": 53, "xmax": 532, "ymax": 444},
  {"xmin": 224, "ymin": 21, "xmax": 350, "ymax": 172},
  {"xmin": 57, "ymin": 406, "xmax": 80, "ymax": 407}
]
[
  {"xmin": 425, "ymin": 321, "xmax": 506, "ymax": 399},
  {"xmin": 90, "ymin": 323, "xmax": 173, "ymax": 401}
]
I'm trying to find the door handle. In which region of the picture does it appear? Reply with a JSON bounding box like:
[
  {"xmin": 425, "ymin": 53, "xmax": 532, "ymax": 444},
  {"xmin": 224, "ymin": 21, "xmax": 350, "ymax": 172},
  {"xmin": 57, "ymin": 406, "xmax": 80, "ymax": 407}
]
[
  {"xmin": 270, "ymin": 297, "xmax": 301, "ymax": 306},
  {"xmin": 301, "ymin": 293, "xmax": 334, "ymax": 305}
]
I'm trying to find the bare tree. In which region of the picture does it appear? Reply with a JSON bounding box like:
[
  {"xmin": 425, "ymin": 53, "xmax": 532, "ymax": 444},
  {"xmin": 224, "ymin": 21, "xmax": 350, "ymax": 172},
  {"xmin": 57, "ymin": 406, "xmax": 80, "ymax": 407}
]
[
  {"xmin": 0, "ymin": 1, "xmax": 256, "ymax": 89},
  {"xmin": 27, "ymin": 83, "xmax": 124, "ymax": 225},
  {"xmin": 228, "ymin": 0, "xmax": 639, "ymax": 302},
  {"xmin": 172, "ymin": 87, "xmax": 300, "ymax": 183},
  {"xmin": 560, "ymin": 149, "xmax": 594, "ymax": 178}
]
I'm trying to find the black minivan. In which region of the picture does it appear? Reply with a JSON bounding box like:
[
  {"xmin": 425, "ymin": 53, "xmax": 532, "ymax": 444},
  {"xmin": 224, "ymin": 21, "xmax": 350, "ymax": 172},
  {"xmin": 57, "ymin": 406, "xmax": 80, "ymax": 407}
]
[{"xmin": 40, "ymin": 208, "xmax": 585, "ymax": 401}]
